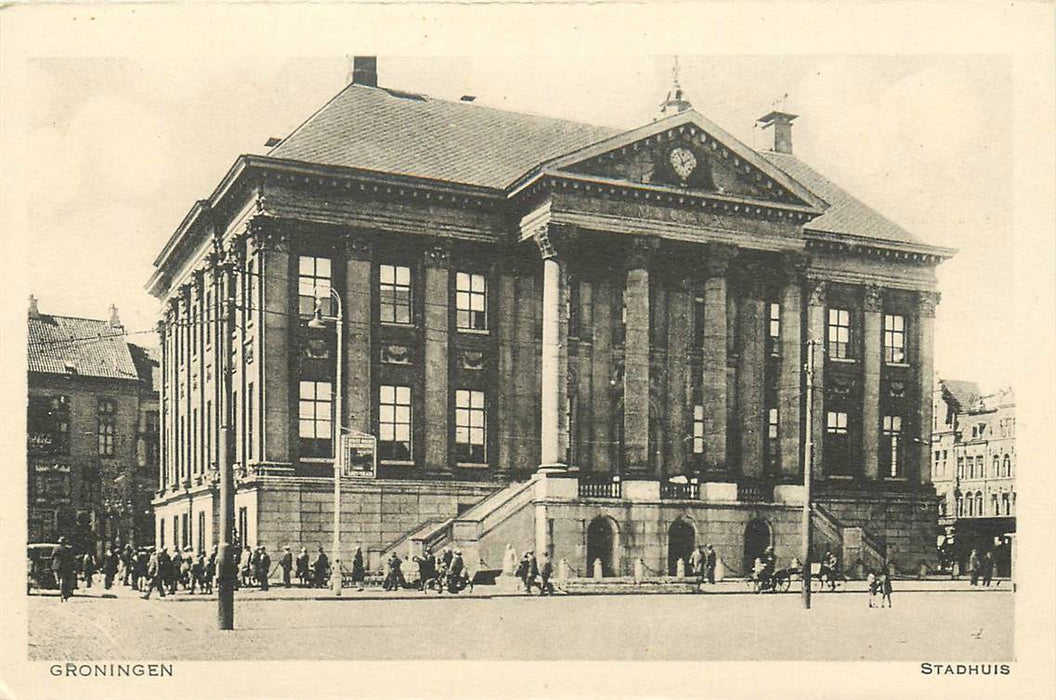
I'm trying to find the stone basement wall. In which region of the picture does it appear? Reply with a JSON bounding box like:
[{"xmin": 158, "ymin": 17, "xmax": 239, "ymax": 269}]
[
  {"xmin": 538, "ymin": 500, "xmax": 802, "ymax": 578},
  {"xmin": 254, "ymin": 477, "xmax": 501, "ymax": 567},
  {"xmin": 816, "ymin": 494, "xmax": 940, "ymax": 576}
]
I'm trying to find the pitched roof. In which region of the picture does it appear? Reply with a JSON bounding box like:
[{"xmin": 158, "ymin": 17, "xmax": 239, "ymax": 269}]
[
  {"xmin": 28, "ymin": 314, "xmax": 140, "ymax": 381},
  {"xmin": 758, "ymin": 151, "xmax": 921, "ymax": 245},
  {"xmin": 940, "ymin": 379, "xmax": 981, "ymax": 412},
  {"xmin": 269, "ymin": 83, "xmax": 620, "ymax": 190}
]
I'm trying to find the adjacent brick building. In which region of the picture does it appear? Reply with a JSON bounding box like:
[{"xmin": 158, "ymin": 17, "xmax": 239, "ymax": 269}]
[
  {"xmin": 27, "ymin": 298, "xmax": 159, "ymax": 555},
  {"xmin": 148, "ymin": 59, "xmax": 953, "ymax": 577},
  {"xmin": 932, "ymin": 380, "xmax": 1016, "ymax": 575}
]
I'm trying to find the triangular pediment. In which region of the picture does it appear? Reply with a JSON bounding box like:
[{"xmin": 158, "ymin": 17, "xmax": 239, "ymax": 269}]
[{"xmin": 512, "ymin": 110, "xmax": 826, "ymax": 212}]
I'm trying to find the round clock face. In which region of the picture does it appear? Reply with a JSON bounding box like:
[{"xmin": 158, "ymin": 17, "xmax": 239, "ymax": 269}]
[{"xmin": 669, "ymin": 146, "xmax": 697, "ymax": 180}]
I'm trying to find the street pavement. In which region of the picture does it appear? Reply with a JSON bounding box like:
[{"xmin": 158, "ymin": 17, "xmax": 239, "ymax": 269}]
[{"xmin": 27, "ymin": 581, "xmax": 1013, "ymax": 661}]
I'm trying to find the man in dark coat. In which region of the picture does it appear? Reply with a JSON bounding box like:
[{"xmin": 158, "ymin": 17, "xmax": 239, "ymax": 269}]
[
  {"xmin": 159, "ymin": 547, "xmax": 175, "ymax": 595},
  {"xmin": 982, "ymin": 550, "xmax": 995, "ymax": 587},
  {"xmin": 705, "ymin": 544, "xmax": 717, "ymax": 585},
  {"xmin": 167, "ymin": 548, "xmax": 181, "ymax": 595},
  {"xmin": 81, "ymin": 551, "xmax": 96, "ymax": 588},
  {"xmin": 258, "ymin": 546, "xmax": 271, "ymax": 591},
  {"xmin": 296, "ymin": 547, "xmax": 310, "ymax": 587},
  {"xmin": 134, "ymin": 548, "xmax": 149, "ymax": 591},
  {"xmin": 447, "ymin": 549, "xmax": 466, "ymax": 593},
  {"xmin": 121, "ymin": 544, "xmax": 135, "ymax": 587},
  {"xmin": 312, "ymin": 547, "xmax": 330, "ymax": 588},
  {"xmin": 538, "ymin": 553, "xmax": 555, "ymax": 596},
  {"xmin": 52, "ymin": 538, "xmax": 77, "ymax": 602},
  {"xmin": 280, "ymin": 547, "xmax": 293, "ymax": 588},
  {"xmin": 968, "ymin": 548, "xmax": 981, "ymax": 586},
  {"xmin": 351, "ymin": 546, "xmax": 366, "ymax": 586},
  {"xmin": 102, "ymin": 547, "xmax": 119, "ymax": 590},
  {"xmin": 416, "ymin": 551, "xmax": 436, "ymax": 591}
]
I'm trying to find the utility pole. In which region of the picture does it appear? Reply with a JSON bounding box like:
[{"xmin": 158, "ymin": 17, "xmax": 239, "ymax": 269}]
[
  {"xmin": 802, "ymin": 338, "xmax": 816, "ymax": 609},
  {"xmin": 213, "ymin": 227, "xmax": 236, "ymax": 630}
]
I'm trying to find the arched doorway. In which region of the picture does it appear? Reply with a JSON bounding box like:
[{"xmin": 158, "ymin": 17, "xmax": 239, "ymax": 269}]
[
  {"xmin": 743, "ymin": 519, "xmax": 772, "ymax": 574},
  {"xmin": 668, "ymin": 519, "xmax": 696, "ymax": 575},
  {"xmin": 586, "ymin": 516, "xmax": 618, "ymax": 577}
]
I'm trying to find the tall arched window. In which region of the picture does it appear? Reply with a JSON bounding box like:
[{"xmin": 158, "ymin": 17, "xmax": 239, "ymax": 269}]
[
  {"xmin": 1003, "ymin": 454, "xmax": 1011, "ymax": 477},
  {"xmin": 992, "ymin": 455, "xmax": 1000, "ymax": 477},
  {"xmin": 966, "ymin": 496, "xmax": 973, "ymax": 517},
  {"xmin": 956, "ymin": 495, "xmax": 964, "ymax": 517},
  {"xmin": 1011, "ymin": 492, "xmax": 1016, "ymax": 514},
  {"xmin": 1002, "ymin": 493, "xmax": 1010, "ymax": 516},
  {"xmin": 975, "ymin": 491, "xmax": 984, "ymax": 517},
  {"xmin": 991, "ymin": 494, "xmax": 999, "ymax": 515}
]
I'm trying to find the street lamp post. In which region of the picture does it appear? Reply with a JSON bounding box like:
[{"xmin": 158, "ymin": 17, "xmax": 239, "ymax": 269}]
[
  {"xmin": 308, "ymin": 288, "xmax": 343, "ymax": 596},
  {"xmin": 802, "ymin": 338, "xmax": 817, "ymax": 609}
]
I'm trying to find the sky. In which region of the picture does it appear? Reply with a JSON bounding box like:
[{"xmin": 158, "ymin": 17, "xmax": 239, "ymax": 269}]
[{"xmin": 22, "ymin": 52, "xmax": 1015, "ymax": 392}]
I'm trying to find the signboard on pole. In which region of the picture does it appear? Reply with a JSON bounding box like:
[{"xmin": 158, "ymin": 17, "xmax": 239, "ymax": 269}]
[{"xmin": 339, "ymin": 432, "xmax": 377, "ymax": 478}]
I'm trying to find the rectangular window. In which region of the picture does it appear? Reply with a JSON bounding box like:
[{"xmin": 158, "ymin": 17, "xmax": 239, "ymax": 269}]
[
  {"xmin": 181, "ymin": 513, "xmax": 189, "ymax": 551},
  {"xmin": 237, "ymin": 507, "xmax": 248, "ymax": 549},
  {"xmin": 298, "ymin": 381, "xmax": 333, "ymax": 457},
  {"xmin": 247, "ymin": 257, "xmax": 258, "ymax": 323},
  {"xmin": 298, "ymin": 255, "xmax": 332, "ymax": 318},
  {"xmin": 768, "ymin": 302, "xmax": 781, "ymax": 339},
  {"xmin": 827, "ymin": 308, "xmax": 851, "ymax": 359},
  {"xmin": 205, "ymin": 287, "xmax": 213, "ymax": 346},
  {"xmin": 456, "ymin": 272, "xmax": 487, "ymax": 331},
  {"xmin": 692, "ymin": 405, "xmax": 705, "ymax": 455},
  {"xmin": 197, "ymin": 511, "xmax": 206, "ymax": 553},
  {"xmin": 825, "ymin": 411, "xmax": 850, "ymax": 475},
  {"xmin": 767, "ymin": 407, "xmax": 780, "ymax": 471},
  {"xmin": 883, "ymin": 313, "xmax": 905, "ymax": 363},
  {"xmin": 567, "ymin": 276, "xmax": 580, "ymax": 338},
  {"xmin": 455, "ymin": 389, "xmax": 487, "ymax": 463},
  {"xmin": 205, "ymin": 402, "xmax": 212, "ymax": 471},
  {"xmin": 97, "ymin": 398, "xmax": 117, "ymax": 456},
  {"xmin": 883, "ymin": 415, "xmax": 903, "ymax": 477},
  {"xmin": 192, "ymin": 407, "xmax": 199, "ymax": 473},
  {"xmin": 957, "ymin": 456, "xmax": 964, "ymax": 479},
  {"xmin": 27, "ymin": 394, "xmax": 71, "ymax": 455},
  {"xmin": 172, "ymin": 515, "xmax": 179, "ymax": 549},
  {"xmin": 379, "ymin": 264, "xmax": 412, "ymax": 324},
  {"xmin": 379, "ymin": 385, "xmax": 412, "ymax": 461}
]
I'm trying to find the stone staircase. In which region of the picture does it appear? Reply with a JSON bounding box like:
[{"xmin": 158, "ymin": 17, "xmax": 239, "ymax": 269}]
[{"xmin": 812, "ymin": 503, "xmax": 887, "ymax": 575}]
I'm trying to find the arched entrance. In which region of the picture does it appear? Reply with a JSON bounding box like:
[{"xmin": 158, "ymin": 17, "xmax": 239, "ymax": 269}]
[
  {"xmin": 586, "ymin": 516, "xmax": 618, "ymax": 577},
  {"xmin": 743, "ymin": 519, "xmax": 772, "ymax": 575},
  {"xmin": 668, "ymin": 519, "xmax": 696, "ymax": 575}
]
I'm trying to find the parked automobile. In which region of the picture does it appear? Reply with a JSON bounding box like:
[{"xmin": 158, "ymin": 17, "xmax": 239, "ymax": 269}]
[{"xmin": 27, "ymin": 542, "xmax": 61, "ymax": 594}]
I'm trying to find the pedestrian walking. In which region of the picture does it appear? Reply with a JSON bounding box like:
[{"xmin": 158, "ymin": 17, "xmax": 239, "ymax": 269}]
[
  {"xmin": 538, "ymin": 552, "xmax": 555, "ymax": 596},
  {"xmin": 142, "ymin": 548, "xmax": 166, "ymax": 599},
  {"xmin": 383, "ymin": 552, "xmax": 405, "ymax": 591},
  {"xmin": 525, "ymin": 550, "xmax": 539, "ymax": 594},
  {"xmin": 204, "ymin": 547, "xmax": 217, "ymax": 594},
  {"xmin": 258, "ymin": 546, "xmax": 271, "ymax": 591},
  {"xmin": 81, "ymin": 551, "xmax": 96, "ymax": 589},
  {"xmin": 312, "ymin": 546, "xmax": 330, "ymax": 588},
  {"xmin": 982, "ymin": 550, "xmax": 994, "ymax": 587},
  {"xmin": 879, "ymin": 571, "xmax": 893, "ymax": 608},
  {"xmin": 121, "ymin": 544, "xmax": 134, "ymax": 587},
  {"xmin": 705, "ymin": 544, "xmax": 717, "ymax": 585},
  {"xmin": 415, "ymin": 551, "xmax": 436, "ymax": 592},
  {"xmin": 351, "ymin": 546, "xmax": 366, "ymax": 587},
  {"xmin": 159, "ymin": 547, "xmax": 175, "ymax": 595},
  {"xmin": 52, "ymin": 538, "xmax": 77, "ymax": 602},
  {"xmin": 866, "ymin": 571, "xmax": 879, "ymax": 608},
  {"xmin": 296, "ymin": 546, "xmax": 310, "ymax": 587},
  {"xmin": 968, "ymin": 548, "xmax": 981, "ymax": 586},
  {"xmin": 280, "ymin": 546, "xmax": 293, "ymax": 588},
  {"xmin": 240, "ymin": 546, "xmax": 253, "ymax": 588},
  {"xmin": 103, "ymin": 547, "xmax": 119, "ymax": 590},
  {"xmin": 689, "ymin": 545, "xmax": 704, "ymax": 580}
]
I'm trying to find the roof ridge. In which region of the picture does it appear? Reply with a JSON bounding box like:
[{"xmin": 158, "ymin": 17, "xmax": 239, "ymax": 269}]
[{"xmin": 32, "ymin": 313, "xmax": 117, "ymax": 325}]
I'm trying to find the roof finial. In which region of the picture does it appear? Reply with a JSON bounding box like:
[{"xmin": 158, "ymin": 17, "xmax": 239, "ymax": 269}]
[{"xmin": 660, "ymin": 55, "xmax": 692, "ymax": 118}]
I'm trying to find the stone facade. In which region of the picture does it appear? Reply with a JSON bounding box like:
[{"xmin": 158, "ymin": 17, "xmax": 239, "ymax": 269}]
[{"xmin": 148, "ymin": 63, "xmax": 953, "ymax": 576}]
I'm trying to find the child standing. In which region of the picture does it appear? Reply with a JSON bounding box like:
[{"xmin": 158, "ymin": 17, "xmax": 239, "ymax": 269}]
[
  {"xmin": 880, "ymin": 571, "xmax": 893, "ymax": 608},
  {"xmin": 866, "ymin": 571, "xmax": 878, "ymax": 608}
]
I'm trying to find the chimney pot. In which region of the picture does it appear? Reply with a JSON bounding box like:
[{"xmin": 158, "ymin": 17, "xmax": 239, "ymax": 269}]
[
  {"xmin": 28, "ymin": 294, "xmax": 39, "ymax": 319},
  {"xmin": 351, "ymin": 56, "xmax": 378, "ymax": 88},
  {"xmin": 108, "ymin": 304, "xmax": 122, "ymax": 330},
  {"xmin": 758, "ymin": 110, "xmax": 797, "ymax": 155}
]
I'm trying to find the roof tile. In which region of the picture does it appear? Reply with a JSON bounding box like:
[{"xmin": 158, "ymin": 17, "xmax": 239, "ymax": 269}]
[{"xmin": 28, "ymin": 315, "xmax": 140, "ymax": 381}]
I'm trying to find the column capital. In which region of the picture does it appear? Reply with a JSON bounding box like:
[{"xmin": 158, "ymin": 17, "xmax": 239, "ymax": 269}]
[
  {"xmin": 344, "ymin": 231, "xmax": 375, "ymax": 261},
  {"xmin": 703, "ymin": 243, "xmax": 738, "ymax": 277},
  {"xmin": 806, "ymin": 276, "xmax": 828, "ymax": 307},
  {"xmin": 863, "ymin": 283, "xmax": 884, "ymax": 313},
  {"xmin": 918, "ymin": 290, "xmax": 941, "ymax": 318},
  {"xmin": 165, "ymin": 297, "xmax": 180, "ymax": 318},
  {"xmin": 224, "ymin": 232, "xmax": 248, "ymax": 268},
  {"xmin": 247, "ymin": 216, "xmax": 288, "ymax": 252},
  {"xmin": 626, "ymin": 236, "xmax": 660, "ymax": 269},
  {"xmin": 424, "ymin": 239, "xmax": 453, "ymax": 268},
  {"xmin": 533, "ymin": 224, "xmax": 578, "ymax": 261}
]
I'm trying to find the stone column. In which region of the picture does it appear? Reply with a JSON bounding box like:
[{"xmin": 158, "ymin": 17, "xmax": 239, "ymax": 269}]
[
  {"xmin": 737, "ymin": 264, "xmax": 767, "ymax": 478},
  {"xmin": 250, "ymin": 219, "xmax": 291, "ymax": 465},
  {"xmin": 806, "ymin": 277, "xmax": 827, "ymax": 479},
  {"xmin": 158, "ymin": 317, "xmax": 169, "ymax": 492},
  {"xmin": 343, "ymin": 233, "xmax": 373, "ymax": 436},
  {"xmin": 701, "ymin": 244, "xmax": 737, "ymax": 474},
  {"xmin": 424, "ymin": 241, "xmax": 452, "ymax": 476},
  {"xmin": 623, "ymin": 237, "xmax": 656, "ymax": 476},
  {"xmin": 778, "ymin": 253, "xmax": 805, "ymax": 478},
  {"xmin": 862, "ymin": 284, "xmax": 883, "ymax": 480},
  {"xmin": 575, "ymin": 280, "xmax": 595, "ymax": 468},
  {"xmin": 590, "ymin": 279, "xmax": 613, "ymax": 473},
  {"xmin": 180, "ymin": 284, "xmax": 193, "ymax": 487},
  {"xmin": 496, "ymin": 260, "xmax": 518, "ymax": 480},
  {"xmin": 666, "ymin": 272, "xmax": 691, "ymax": 477},
  {"xmin": 916, "ymin": 291, "xmax": 939, "ymax": 486},
  {"xmin": 536, "ymin": 228, "xmax": 562, "ymax": 466}
]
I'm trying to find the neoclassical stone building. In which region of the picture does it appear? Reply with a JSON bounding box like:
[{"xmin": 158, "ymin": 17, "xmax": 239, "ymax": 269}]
[{"xmin": 149, "ymin": 59, "xmax": 953, "ymax": 577}]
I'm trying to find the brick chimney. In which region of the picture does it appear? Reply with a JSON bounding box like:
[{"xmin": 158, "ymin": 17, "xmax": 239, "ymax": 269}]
[
  {"xmin": 28, "ymin": 294, "xmax": 39, "ymax": 319},
  {"xmin": 108, "ymin": 304, "xmax": 122, "ymax": 330},
  {"xmin": 350, "ymin": 56, "xmax": 378, "ymax": 87},
  {"xmin": 758, "ymin": 111, "xmax": 798, "ymax": 155}
]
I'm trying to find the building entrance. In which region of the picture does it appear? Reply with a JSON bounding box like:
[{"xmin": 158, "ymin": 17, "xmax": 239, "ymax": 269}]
[
  {"xmin": 586, "ymin": 516, "xmax": 618, "ymax": 577},
  {"xmin": 668, "ymin": 519, "xmax": 696, "ymax": 575},
  {"xmin": 743, "ymin": 519, "xmax": 772, "ymax": 575}
]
